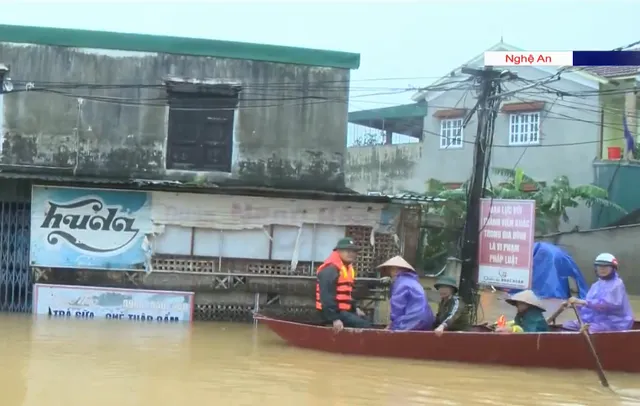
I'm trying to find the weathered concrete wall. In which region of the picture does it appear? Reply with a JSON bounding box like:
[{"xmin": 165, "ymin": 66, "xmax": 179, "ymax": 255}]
[
  {"xmin": 0, "ymin": 45, "xmax": 350, "ymax": 191},
  {"xmin": 345, "ymin": 143, "xmax": 421, "ymax": 194},
  {"xmin": 543, "ymin": 224, "xmax": 640, "ymax": 295}
]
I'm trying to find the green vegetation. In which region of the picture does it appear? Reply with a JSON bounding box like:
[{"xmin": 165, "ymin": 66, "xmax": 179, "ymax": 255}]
[{"xmin": 415, "ymin": 168, "xmax": 627, "ymax": 272}]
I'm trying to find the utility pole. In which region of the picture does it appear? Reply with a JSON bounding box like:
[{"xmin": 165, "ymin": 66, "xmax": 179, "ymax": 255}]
[{"xmin": 457, "ymin": 67, "xmax": 515, "ymax": 322}]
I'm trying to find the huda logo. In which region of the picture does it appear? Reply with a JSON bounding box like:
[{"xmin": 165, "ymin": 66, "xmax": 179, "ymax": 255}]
[{"xmin": 40, "ymin": 198, "xmax": 139, "ymax": 253}]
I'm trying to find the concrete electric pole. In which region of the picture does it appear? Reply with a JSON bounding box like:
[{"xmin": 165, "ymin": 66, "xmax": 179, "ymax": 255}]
[{"xmin": 457, "ymin": 66, "xmax": 516, "ymax": 323}]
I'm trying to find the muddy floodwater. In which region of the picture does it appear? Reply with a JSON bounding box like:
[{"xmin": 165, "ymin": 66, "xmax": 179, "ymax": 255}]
[{"xmin": 2, "ymin": 292, "xmax": 640, "ymax": 406}]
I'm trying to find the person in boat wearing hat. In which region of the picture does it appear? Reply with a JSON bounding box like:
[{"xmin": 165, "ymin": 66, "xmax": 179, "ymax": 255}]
[
  {"xmin": 561, "ymin": 253, "xmax": 634, "ymax": 333},
  {"xmin": 433, "ymin": 276, "xmax": 470, "ymax": 336},
  {"xmin": 315, "ymin": 237, "xmax": 371, "ymax": 331},
  {"xmin": 495, "ymin": 290, "xmax": 549, "ymax": 333},
  {"xmin": 377, "ymin": 256, "xmax": 434, "ymax": 331}
]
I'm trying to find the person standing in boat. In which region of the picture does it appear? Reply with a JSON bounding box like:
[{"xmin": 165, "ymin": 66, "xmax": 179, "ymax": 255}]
[
  {"xmin": 377, "ymin": 256, "xmax": 434, "ymax": 331},
  {"xmin": 315, "ymin": 237, "xmax": 371, "ymax": 331},
  {"xmin": 495, "ymin": 290, "xmax": 549, "ymax": 333},
  {"xmin": 433, "ymin": 275, "xmax": 470, "ymax": 336},
  {"xmin": 561, "ymin": 253, "xmax": 634, "ymax": 333}
]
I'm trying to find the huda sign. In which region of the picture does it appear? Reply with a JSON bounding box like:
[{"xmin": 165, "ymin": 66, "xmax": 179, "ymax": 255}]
[
  {"xmin": 40, "ymin": 197, "xmax": 140, "ymax": 254},
  {"xmin": 30, "ymin": 186, "xmax": 152, "ymax": 270}
]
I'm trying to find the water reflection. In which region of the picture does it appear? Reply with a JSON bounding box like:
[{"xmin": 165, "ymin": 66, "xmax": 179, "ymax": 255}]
[
  {"xmin": 0, "ymin": 314, "xmax": 30, "ymax": 406},
  {"xmin": 0, "ymin": 293, "xmax": 638, "ymax": 406}
]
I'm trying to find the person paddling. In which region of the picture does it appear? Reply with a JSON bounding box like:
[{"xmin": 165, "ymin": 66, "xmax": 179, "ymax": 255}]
[
  {"xmin": 315, "ymin": 237, "xmax": 371, "ymax": 332},
  {"xmin": 377, "ymin": 256, "xmax": 434, "ymax": 331},
  {"xmin": 562, "ymin": 253, "xmax": 634, "ymax": 333}
]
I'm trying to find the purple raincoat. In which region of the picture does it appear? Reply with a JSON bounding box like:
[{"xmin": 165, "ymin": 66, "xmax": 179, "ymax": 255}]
[
  {"xmin": 389, "ymin": 271, "xmax": 435, "ymax": 331},
  {"xmin": 563, "ymin": 274, "xmax": 634, "ymax": 332}
]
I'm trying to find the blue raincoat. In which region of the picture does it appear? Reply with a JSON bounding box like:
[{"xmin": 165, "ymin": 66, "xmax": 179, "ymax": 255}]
[
  {"xmin": 563, "ymin": 273, "xmax": 634, "ymax": 332},
  {"xmin": 508, "ymin": 242, "xmax": 589, "ymax": 299},
  {"xmin": 389, "ymin": 271, "xmax": 434, "ymax": 331}
]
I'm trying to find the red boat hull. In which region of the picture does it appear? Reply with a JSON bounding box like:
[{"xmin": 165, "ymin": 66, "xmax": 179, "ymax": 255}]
[{"xmin": 256, "ymin": 315, "xmax": 640, "ymax": 373}]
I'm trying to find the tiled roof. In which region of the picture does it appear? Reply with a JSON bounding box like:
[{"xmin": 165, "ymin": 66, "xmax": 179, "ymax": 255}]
[
  {"xmin": 583, "ymin": 48, "xmax": 640, "ymax": 78},
  {"xmin": 583, "ymin": 66, "xmax": 639, "ymax": 78}
]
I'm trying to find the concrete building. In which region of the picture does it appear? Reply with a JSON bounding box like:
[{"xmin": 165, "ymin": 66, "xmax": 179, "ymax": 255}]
[
  {"xmin": 0, "ymin": 24, "xmax": 410, "ymax": 321},
  {"xmin": 0, "ymin": 24, "xmax": 361, "ymax": 191},
  {"xmin": 347, "ymin": 42, "xmax": 607, "ymax": 231},
  {"xmin": 584, "ymin": 64, "xmax": 639, "ymax": 228}
]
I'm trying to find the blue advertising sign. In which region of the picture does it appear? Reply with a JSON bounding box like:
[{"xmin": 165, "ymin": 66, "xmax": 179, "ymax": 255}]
[
  {"xmin": 30, "ymin": 186, "xmax": 152, "ymax": 270},
  {"xmin": 33, "ymin": 284, "xmax": 195, "ymax": 323}
]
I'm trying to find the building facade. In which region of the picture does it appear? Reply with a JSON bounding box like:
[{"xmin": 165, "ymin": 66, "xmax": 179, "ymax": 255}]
[
  {"xmin": 0, "ymin": 24, "xmax": 360, "ymax": 191},
  {"xmin": 0, "ymin": 24, "xmax": 407, "ymax": 321},
  {"xmin": 585, "ymin": 65, "xmax": 639, "ymax": 228},
  {"xmin": 347, "ymin": 43, "xmax": 605, "ymax": 231}
]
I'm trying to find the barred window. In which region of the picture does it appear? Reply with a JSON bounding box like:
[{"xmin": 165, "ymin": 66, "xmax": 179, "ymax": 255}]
[
  {"xmin": 509, "ymin": 112, "xmax": 540, "ymax": 146},
  {"xmin": 440, "ymin": 118, "xmax": 463, "ymax": 149}
]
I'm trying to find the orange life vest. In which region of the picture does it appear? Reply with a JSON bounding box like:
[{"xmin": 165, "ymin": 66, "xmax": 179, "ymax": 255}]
[{"xmin": 315, "ymin": 251, "xmax": 356, "ymax": 312}]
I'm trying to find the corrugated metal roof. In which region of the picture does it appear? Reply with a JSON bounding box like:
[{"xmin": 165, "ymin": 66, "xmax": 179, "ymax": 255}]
[
  {"xmin": 0, "ymin": 24, "xmax": 360, "ymax": 69},
  {"xmin": 0, "ymin": 171, "xmax": 396, "ymax": 204},
  {"xmin": 348, "ymin": 102, "xmax": 429, "ymax": 122},
  {"xmin": 0, "ymin": 171, "xmax": 169, "ymax": 185},
  {"xmin": 367, "ymin": 191, "xmax": 447, "ymax": 203},
  {"xmin": 0, "ymin": 172, "xmax": 458, "ymax": 205}
]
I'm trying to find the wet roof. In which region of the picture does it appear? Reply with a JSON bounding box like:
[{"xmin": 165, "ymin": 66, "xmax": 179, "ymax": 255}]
[
  {"xmin": 0, "ymin": 24, "xmax": 360, "ymax": 69},
  {"xmin": 583, "ymin": 66, "xmax": 639, "ymax": 78},
  {"xmin": 583, "ymin": 48, "xmax": 640, "ymax": 78},
  {"xmin": 0, "ymin": 172, "xmax": 392, "ymax": 204}
]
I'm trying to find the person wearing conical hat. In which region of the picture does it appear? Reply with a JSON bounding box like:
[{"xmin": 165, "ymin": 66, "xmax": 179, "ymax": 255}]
[
  {"xmin": 433, "ymin": 275, "xmax": 470, "ymax": 336},
  {"xmin": 495, "ymin": 290, "xmax": 549, "ymax": 333},
  {"xmin": 377, "ymin": 256, "xmax": 434, "ymax": 331}
]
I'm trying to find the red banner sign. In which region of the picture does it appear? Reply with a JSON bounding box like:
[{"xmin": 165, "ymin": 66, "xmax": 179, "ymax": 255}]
[{"xmin": 477, "ymin": 199, "xmax": 535, "ymax": 289}]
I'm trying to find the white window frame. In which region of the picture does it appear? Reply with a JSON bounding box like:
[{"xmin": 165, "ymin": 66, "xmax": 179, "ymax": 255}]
[
  {"xmin": 508, "ymin": 112, "xmax": 541, "ymax": 146},
  {"xmin": 439, "ymin": 118, "xmax": 464, "ymax": 149}
]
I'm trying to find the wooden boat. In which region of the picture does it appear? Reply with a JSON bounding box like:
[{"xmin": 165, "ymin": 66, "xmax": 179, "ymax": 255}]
[{"xmin": 255, "ymin": 314, "xmax": 640, "ymax": 373}]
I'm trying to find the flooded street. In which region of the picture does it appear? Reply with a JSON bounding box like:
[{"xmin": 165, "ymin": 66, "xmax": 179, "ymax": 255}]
[{"xmin": 2, "ymin": 293, "xmax": 640, "ymax": 406}]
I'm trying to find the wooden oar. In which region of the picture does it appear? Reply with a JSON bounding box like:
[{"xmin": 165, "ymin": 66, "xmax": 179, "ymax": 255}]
[
  {"xmin": 546, "ymin": 303, "xmax": 568, "ymax": 325},
  {"xmin": 478, "ymin": 321, "xmax": 496, "ymax": 331},
  {"xmin": 571, "ymin": 304, "xmax": 610, "ymax": 388}
]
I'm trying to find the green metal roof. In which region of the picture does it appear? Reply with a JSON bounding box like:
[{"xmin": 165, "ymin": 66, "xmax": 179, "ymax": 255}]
[
  {"xmin": 0, "ymin": 24, "xmax": 360, "ymax": 70},
  {"xmin": 348, "ymin": 102, "xmax": 428, "ymax": 122},
  {"xmin": 349, "ymin": 102, "xmax": 427, "ymax": 138}
]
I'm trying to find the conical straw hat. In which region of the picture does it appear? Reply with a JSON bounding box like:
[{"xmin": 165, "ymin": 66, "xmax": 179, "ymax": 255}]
[
  {"xmin": 505, "ymin": 290, "xmax": 546, "ymax": 312},
  {"xmin": 376, "ymin": 256, "xmax": 415, "ymax": 272}
]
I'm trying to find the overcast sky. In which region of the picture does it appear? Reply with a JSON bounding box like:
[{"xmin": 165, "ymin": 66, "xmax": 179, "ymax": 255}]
[{"xmin": 2, "ymin": 0, "xmax": 639, "ymax": 111}]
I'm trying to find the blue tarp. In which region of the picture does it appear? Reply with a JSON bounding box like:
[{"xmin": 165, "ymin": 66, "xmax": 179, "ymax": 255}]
[{"xmin": 509, "ymin": 242, "xmax": 589, "ymax": 299}]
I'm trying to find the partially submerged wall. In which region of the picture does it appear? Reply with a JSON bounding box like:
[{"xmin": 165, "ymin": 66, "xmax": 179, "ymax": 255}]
[{"xmin": 29, "ymin": 185, "xmax": 403, "ymax": 321}]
